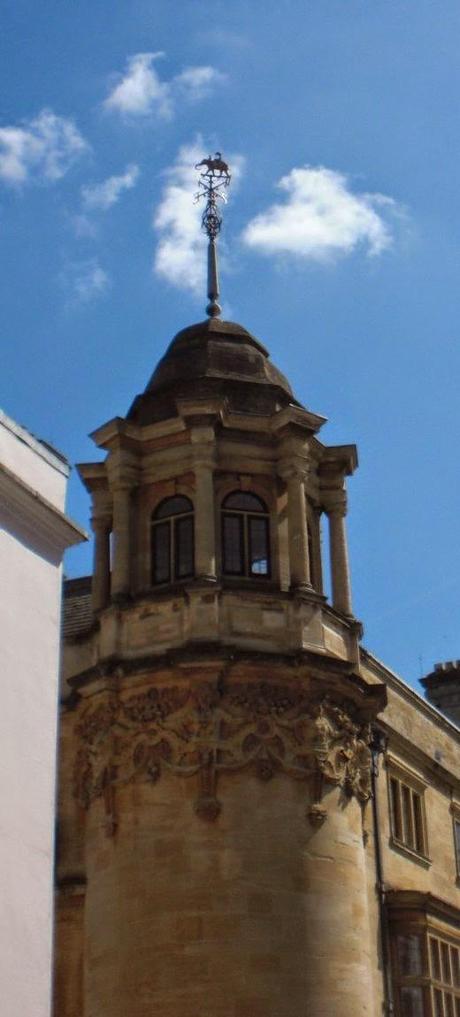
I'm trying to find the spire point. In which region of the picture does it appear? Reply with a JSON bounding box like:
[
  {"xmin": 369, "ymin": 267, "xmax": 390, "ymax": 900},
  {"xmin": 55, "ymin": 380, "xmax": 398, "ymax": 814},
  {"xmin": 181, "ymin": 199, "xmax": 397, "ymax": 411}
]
[{"xmin": 195, "ymin": 152, "xmax": 231, "ymax": 319}]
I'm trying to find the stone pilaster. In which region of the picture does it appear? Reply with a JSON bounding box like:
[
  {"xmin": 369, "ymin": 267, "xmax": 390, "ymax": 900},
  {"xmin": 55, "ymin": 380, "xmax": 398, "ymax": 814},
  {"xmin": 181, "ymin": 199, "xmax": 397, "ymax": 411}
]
[
  {"xmin": 279, "ymin": 460, "xmax": 312, "ymax": 592},
  {"xmin": 106, "ymin": 453, "xmax": 138, "ymax": 600},
  {"xmin": 310, "ymin": 505, "xmax": 324, "ymax": 594},
  {"xmin": 193, "ymin": 458, "xmax": 217, "ymax": 583},
  {"xmin": 90, "ymin": 510, "xmax": 111, "ymax": 612}
]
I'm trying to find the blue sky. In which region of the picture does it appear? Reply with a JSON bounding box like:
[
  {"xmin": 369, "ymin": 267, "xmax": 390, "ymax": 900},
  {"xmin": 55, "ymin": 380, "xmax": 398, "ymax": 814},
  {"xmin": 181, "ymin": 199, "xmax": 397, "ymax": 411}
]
[{"xmin": 2, "ymin": 0, "xmax": 460, "ymax": 688}]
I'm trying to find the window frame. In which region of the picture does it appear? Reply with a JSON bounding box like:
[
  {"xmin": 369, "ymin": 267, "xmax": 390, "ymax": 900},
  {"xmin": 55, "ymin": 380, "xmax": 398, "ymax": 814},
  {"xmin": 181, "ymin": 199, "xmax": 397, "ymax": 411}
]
[
  {"xmin": 151, "ymin": 495, "xmax": 194, "ymax": 587},
  {"xmin": 387, "ymin": 757, "xmax": 430, "ymax": 863},
  {"xmin": 221, "ymin": 490, "xmax": 271, "ymax": 580},
  {"xmin": 390, "ymin": 923, "xmax": 460, "ymax": 1017}
]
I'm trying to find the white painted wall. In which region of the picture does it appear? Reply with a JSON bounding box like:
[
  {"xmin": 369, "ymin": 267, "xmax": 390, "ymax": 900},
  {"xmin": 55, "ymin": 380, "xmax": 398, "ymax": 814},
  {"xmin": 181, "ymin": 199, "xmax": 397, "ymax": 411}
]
[{"xmin": 0, "ymin": 411, "xmax": 84, "ymax": 1017}]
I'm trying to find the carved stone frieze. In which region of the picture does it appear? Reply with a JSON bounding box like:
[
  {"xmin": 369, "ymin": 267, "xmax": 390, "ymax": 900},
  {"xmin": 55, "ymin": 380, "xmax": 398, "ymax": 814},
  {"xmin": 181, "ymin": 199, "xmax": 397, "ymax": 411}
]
[{"xmin": 73, "ymin": 681, "xmax": 373, "ymax": 825}]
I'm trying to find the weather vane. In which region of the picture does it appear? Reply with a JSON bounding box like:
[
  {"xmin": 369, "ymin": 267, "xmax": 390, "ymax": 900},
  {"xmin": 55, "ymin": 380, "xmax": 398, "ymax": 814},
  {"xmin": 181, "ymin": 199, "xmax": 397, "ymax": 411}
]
[{"xmin": 195, "ymin": 152, "xmax": 231, "ymax": 318}]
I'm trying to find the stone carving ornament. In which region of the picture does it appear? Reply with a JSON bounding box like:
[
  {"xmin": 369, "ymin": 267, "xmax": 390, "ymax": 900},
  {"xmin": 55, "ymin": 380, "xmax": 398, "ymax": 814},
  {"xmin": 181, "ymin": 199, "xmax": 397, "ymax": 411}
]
[{"xmin": 73, "ymin": 681, "xmax": 372, "ymax": 828}]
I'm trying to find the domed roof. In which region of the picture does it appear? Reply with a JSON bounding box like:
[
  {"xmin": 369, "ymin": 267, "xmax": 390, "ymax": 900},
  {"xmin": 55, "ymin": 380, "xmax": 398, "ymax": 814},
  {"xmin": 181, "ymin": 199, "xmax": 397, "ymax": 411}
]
[{"xmin": 127, "ymin": 318, "xmax": 298, "ymax": 426}]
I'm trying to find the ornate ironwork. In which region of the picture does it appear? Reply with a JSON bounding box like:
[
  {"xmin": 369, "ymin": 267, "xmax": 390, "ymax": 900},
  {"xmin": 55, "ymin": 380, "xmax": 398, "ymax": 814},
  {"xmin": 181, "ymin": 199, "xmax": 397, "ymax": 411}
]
[
  {"xmin": 194, "ymin": 152, "xmax": 231, "ymax": 317},
  {"xmin": 195, "ymin": 152, "xmax": 231, "ymax": 238}
]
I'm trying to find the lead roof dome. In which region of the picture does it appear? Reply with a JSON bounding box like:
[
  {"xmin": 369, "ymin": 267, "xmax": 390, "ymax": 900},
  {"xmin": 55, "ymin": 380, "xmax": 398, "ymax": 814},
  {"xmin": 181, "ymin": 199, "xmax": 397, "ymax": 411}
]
[{"xmin": 127, "ymin": 317, "xmax": 298, "ymax": 426}]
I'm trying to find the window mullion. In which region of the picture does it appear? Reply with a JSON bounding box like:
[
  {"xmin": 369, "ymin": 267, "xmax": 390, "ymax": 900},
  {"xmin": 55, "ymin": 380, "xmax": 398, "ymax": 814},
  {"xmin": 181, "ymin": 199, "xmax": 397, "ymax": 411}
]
[{"xmin": 244, "ymin": 513, "xmax": 249, "ymax": 576}]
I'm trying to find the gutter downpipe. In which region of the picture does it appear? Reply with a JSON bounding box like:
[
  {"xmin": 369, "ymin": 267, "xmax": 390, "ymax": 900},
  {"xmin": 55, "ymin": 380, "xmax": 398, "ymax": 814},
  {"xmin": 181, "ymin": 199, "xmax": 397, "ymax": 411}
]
[{"xmin": 370, "ymin": 728, "xmax": 395, "ymax": 1017}]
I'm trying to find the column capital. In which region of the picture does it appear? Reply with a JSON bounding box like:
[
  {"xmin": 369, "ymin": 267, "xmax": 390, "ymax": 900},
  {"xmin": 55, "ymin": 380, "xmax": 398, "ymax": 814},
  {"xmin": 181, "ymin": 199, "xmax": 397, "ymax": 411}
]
[
  {"xmin": 277, "ymin": 456, "xmax": 310, "ymax": 483},
  {"xmin": 106, "ymin": 449, "xmax": 139, "ymax": 491},
  {"xmin": 90, "ymin": 514, "xmax": 112, "ymax": 534},
  {"xmin": 321, "ymin": 489, "xmax": 348, "ymax": 517}
]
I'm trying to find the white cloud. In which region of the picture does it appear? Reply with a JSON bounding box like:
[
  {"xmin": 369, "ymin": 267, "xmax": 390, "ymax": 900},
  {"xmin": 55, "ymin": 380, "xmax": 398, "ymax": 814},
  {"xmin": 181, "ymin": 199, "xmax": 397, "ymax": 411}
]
[
  {"xmin": 153, "ymin": 140, "xmax": 244, "ymax": 296},
  {"xmin": 174, "ymin": 66, "xmax": 226, "ymax": 102},
  {"xmin": 70, "ymin": 213, "xmax": 98, "ymax": 238},
  {"xmin": 61, "ymin": 258, "xmax": 110, "ymax": 306},
  {"xmin": 104, "ymin": 53, "xmax": 172, "ymax": 118},
  {"xmin": 81, "ymin": 163, "xmax": 140, "ymax": 210},
  {"xmin": 104, "ymin": 52, "xmax": 224, "ymax": 118},
  {"xmin": 153, "ymin": 140, "xmax": 207, "ymax": 295},
  {"xmin": 0, "ymin": 108, "xmax": 87, "ymax": 186},
  {"xmin": 242, "ymin": 166, "xmax": 396, "ymax": 262}
]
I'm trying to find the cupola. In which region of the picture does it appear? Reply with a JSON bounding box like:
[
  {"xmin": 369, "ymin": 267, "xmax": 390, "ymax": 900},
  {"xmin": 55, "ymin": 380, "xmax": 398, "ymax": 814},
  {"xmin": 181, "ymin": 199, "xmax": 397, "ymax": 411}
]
[{"xmin": 74, "ymin": 153, "xmax": 361, "ymax": 666}]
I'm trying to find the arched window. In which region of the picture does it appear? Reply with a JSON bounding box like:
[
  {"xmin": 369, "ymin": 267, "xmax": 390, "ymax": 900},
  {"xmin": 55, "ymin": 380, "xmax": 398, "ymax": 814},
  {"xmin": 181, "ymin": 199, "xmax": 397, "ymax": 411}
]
[
  {"xmin": 151, "ymin": 496, "xmax": 194, "ymax": 585},
  {"xmin": 222, "ymin": 491, "xmax": 270, "ymax": 578}
]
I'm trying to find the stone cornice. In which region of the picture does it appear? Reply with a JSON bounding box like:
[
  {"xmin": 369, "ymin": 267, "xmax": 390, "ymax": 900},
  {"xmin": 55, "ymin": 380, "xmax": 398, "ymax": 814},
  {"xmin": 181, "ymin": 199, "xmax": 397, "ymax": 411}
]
[
  {"xmin": 361, "ymin": 647, "xmax": 460, "ymax": 741},
  {"xmin": 89, "ymin": 416, "xmax": 141, "ymax": 450},
  {"xmin": 386, "ymin": 889, "xmax": 460, "ymax": 929},
  {"xmin": 0, "ymin": 463, "xmax": 87, "ymax": 554},
  {"xmin": 320, "ymin": 444, "xmax": 358, "ymax": 476},
  {"xmin": 77, "ymin": 462, "xmax": 108, "ymax": 493},
  {"xmin": 271, "ymin": 404, "xmax": 327, "ymax": 437}
]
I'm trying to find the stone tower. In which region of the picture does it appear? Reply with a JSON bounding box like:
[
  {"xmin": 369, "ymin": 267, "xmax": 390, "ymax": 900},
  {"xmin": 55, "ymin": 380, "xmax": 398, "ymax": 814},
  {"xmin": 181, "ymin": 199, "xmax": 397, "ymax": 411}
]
[{"xmin": 55, "ymin": 160, "xmax": 387, "ymax": 1017}]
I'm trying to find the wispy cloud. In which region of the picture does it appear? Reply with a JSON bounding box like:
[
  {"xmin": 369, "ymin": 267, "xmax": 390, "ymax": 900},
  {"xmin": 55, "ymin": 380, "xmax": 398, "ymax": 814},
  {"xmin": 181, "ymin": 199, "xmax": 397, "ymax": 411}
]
[
  {"xmin": 0, "ymin": 108, "xmax": 87, "ymax": 186},
  {"xmin": 61, "ymin": 258, "xmax": 110, "ymax": 307},
  {"xmin": 242, "ymin": 166, "xmax": 397, "ymax": 262},
  {"xmin": 153, "ymin": 140, "xmax": 243, "ymax": 296},
  {"xmin": 81, "ymin": 163, "xmax": 140, "ymax": 211},
  {"xmin": 153, "ymin": 140, "xmax": 207, "ymax": 294},
  {"xmin": 104, "ymin": 52, "xmax": 224, "ymax": 118},
  {"xmin": 174, "ymin": 66, "xmax": 226, "ymax": 102}
]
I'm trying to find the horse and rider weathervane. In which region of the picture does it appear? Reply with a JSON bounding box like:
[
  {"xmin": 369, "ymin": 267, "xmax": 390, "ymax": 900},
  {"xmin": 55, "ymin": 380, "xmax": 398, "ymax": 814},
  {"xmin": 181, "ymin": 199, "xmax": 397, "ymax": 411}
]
[{"xmin": 195, "ymin": 152, "xmax": 231, "ymax": 319}]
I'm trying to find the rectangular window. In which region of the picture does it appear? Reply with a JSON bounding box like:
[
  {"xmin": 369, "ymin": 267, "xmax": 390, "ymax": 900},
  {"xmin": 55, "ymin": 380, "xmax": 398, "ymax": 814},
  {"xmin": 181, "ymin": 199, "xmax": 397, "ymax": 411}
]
[
  {"xmin": 429, "ymin": 934, "xmax": 460, "ymax": 1017},
  {"xmin": 388, "ymin": 768, "xmax": 428, "ymax": 858},
  {"xmin": 152, "ymin": 521, "xmax": 170, "ymax": 584},
  {"xmin": 175, "ymin": 516, "xmax": 194, "ymax": 579},
  {"xmin": 222, "ymin": 514, "xmax": 244, "ymax": 575},
  {"xmin": 392, "ymin": 927, "xmax": 460, "ymax": 1017}
]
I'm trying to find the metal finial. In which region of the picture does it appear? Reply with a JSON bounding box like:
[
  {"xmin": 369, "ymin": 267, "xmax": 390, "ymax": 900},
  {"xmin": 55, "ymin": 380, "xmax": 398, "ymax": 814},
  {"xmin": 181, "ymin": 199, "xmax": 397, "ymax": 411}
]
[{"xmin": 195, "ymin": 152, "xmax": 231, "ymax": 318}]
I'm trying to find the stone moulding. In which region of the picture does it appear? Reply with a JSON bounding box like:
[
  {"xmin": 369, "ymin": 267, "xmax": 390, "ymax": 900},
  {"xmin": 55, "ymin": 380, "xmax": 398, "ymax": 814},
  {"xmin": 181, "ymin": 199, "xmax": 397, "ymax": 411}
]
[{"xmin": 73, "ymin": 680, "xmax": 375, "ymax": 830}]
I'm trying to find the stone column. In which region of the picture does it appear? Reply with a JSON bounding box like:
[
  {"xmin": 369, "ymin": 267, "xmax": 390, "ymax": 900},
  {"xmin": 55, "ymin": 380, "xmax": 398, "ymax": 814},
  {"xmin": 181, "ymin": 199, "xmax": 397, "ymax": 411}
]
[
  {"xmin": 193, "ymin": 459, "xmax": 217, "ymax": 582},
  {"xmin": 284, "ymin": 467, "xmax": 312, "ymax": 592},
  {"xmin": 111, "ymin": 484, "xmax": 132, "ymax": 599},
  {"xmin": 91, "ymin": 515, "xmax": 111, "ymax": 611},
  {"xmin": 324, "ymin": 490, "xmax": 353, "ymax": 616},
  {"xmin": 310, "ymin": 506, "xmax": 324, "ymax": 594}
]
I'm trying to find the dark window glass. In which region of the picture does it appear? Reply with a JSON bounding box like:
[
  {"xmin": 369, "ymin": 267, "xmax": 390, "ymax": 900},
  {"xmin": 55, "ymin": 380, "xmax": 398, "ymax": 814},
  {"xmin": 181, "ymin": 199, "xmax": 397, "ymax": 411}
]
[
  {"xmin": 151, "ymin": 496, "xmax": 194, "ymax": 585},
  {"xmin": 152, "ymin": 521, "xmax": 170, "ymax": 584},
  {"xmin": 413, "ymin": 793, "xmax": 425, "ymax": 854},
  {"xmin": 452, "ymin": 947, "xmax": 460, "ymax": 988},
  {"xmin": 399, "ymin": 986, "xmax": 424, "ymax": 1017},
  {"xmin": 431, "ymin": 939, "xmax": 442, "ymax": 981},
  {"xmin": 175, "ymin": 516, "xmax": 194, "ymax": 579},
  {"xmin": 154, "ymin": 495, "xmax": 193, "ymax": 520},
  {"xmin": 223, "ymin": 514, "xmax": 244, "ymax": 574},
  {"xmin": 397, "ymin": 935, "xmax": 423, "ymax": 977},
  {"xmin": 390, "ymin": 778, "xmax": 403, "ymax": 841},
  {"xmin": 433, "ymin": 989, "xmax": 444, "ymax": 1017},
  {"xmin": 223, "ymin": 492, "xmax": 267, "ymax": 513},
  {"xmin": 249, "ymin": 517, "xmax": 269, "ymax": 575}
]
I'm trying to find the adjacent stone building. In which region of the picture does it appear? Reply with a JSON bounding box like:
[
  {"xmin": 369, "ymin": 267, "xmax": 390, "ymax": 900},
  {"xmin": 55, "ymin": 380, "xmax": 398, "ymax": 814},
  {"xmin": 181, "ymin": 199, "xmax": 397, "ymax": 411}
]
[
  {"xmin": 56, "ymin": 313, "xmax": 460, "ymax": 1017},
  {"xmin": 0, "ymin": 410, "xmax": 85, "ymax": 1017}
]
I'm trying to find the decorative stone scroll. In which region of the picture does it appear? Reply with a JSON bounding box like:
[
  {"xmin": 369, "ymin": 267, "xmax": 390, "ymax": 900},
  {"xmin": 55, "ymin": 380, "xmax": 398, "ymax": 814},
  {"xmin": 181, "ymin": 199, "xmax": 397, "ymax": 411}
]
[{"xmin": 73, "ymin": 681, "xmax": 372, "ymax": 828}]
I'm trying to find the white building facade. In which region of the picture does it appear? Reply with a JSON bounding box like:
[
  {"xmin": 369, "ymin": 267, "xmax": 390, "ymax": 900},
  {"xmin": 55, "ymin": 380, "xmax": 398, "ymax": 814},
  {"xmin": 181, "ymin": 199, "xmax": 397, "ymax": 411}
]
[{"xmin": 0, "ymin": 410, "xmax": 85, "ymax": 1017}]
